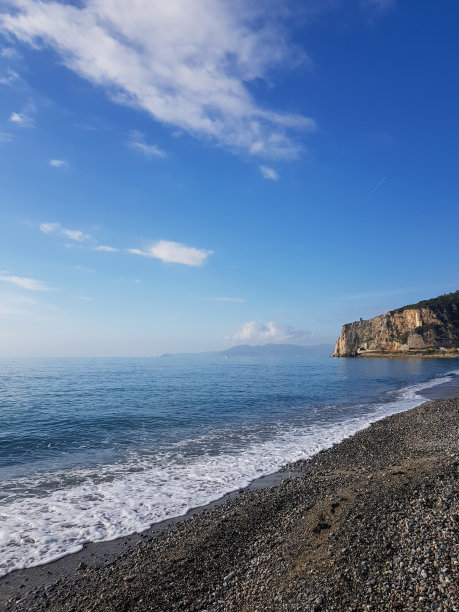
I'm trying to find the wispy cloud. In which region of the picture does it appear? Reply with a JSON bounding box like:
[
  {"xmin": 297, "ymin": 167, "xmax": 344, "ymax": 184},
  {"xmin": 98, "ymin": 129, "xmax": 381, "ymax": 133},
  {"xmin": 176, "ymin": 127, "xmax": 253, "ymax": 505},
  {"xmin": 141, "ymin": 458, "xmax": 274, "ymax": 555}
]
[
  {"xmin": 130, "ymin": 140, "xmax": 166, "ymax": 158},
  {"xmin": 39, "ymin": 222, "xmax": 60, "ymax": 234},
  {"xmin": 49, "ymin": 159, "xmax": 69, "ymax": 168},
  {"xmin": 61, "ymin": 228, "xmax": 88, "ymax": 242},
  {"xmin": 129, "ymin": 131, "xmax": 166, "ymax": 158},
  {"xmin": 128, "ymin": 240, "xmax": 212, "ymax": 266},
  {"xmin": 74, "ymin": 265, "xmax": 95, "ymax": 273},
  {"xmin": 231, "ymin": 321, "xmax": 311, "ymax": 344},
  {"xmin": 363, "ymin": 0, "xmax": 395, "ymax": 11},
  {"xmin": 259, "ymin": 165, "xmax": 279, "ymax": 181},
  {"xmin": 0, "ymin": 131, "xmax": 13, "ymax": 143},
  {"xmin": 0, "ymin": 274, "xmax": 50, "ymax": 291},
  {"xmin": 78, "ymin": 295, "xmax": 94, "ymax": 301},
  {"xmin": 9, "ymin": 110, "xmax": 33, "ymax": 127},
  {"xmin": 209, "ymin": 297, "xmax": 246, "ymax": 303},
  {"xmin": 0, "ymin": 290, "xmax": 58, "ymax": 319},
  {"xmin": 0, "ymin": 68, "xmax": 19, "ymax": 85},
  {"xmin": 0, "ymin": 292, "xmax": 37, "ymax": 316},
  {"xmin": 1, "ymin": 46, "xmax": 18, "ymax": 59},
  {"xmin": 0, "ymin": 294, "xmax": 28, "ymax": 316},
  {"xmin": 40, "ymin": 222, "xmax": 90, "ymax": 242},
  {"xmin": 0, "ymin": 0, "xmax": 315, "ymax": 159},
  {"xmin": 93, "ymin": 245, "xmax": 118, "ymax": 252}
]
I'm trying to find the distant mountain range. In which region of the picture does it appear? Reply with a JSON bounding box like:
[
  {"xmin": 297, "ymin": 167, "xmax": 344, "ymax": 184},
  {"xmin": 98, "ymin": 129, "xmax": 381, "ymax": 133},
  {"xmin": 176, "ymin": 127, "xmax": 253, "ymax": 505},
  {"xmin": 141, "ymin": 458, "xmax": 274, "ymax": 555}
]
[
  {"xmin": 221, "ymin": 343, "xmax": 333, "ymax": 357},
  {"xmin": 162, "ymin": 343, "xmax": 334, "ymax": 358}
]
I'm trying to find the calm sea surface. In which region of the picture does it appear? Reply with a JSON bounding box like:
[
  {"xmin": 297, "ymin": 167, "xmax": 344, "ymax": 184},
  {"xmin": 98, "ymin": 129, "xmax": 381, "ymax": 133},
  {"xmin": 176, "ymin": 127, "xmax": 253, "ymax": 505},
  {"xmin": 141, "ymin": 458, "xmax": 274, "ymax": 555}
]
[{"xmin": 0, "ymin": 355, "xmax": 457, "ymax": 576}]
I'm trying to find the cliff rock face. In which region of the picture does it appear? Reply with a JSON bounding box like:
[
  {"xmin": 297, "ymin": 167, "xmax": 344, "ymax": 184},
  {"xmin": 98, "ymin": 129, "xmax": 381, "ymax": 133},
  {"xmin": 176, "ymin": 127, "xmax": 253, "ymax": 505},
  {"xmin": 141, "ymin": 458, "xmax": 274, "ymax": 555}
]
[{"xmin": 333, "ymin": 291, "xmax": 459, "ymax": 357}]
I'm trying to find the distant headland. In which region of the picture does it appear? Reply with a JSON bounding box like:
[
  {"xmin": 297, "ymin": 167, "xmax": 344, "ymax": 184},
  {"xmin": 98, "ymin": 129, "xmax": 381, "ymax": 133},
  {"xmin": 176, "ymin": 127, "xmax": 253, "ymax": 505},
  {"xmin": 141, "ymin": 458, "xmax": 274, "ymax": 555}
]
[
  {"xmin": 334, "ymin": 290, "xmax": 459, "ymax": 358},
  {"xmin": 162, "ymin": 343, "xmax": 334, "ymax": 359}
]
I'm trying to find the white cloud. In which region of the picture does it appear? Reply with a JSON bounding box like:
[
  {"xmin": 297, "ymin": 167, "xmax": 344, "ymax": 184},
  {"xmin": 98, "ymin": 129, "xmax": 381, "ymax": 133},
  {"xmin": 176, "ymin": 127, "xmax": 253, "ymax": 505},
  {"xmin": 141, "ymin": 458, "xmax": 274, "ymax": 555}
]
[
  {"xmin": 9, "ymin": 111, "xmax": 32, "ymax": 127},
  {"xmin": 232, "ymin": 320, "xmax": 311, "ymax": 344},
  {"xmin": 0, "ymin": 274, "xmax": 50, "ymax": 291},
  {"xmin": 259, "ymin": 165, "xmax": 279, "ymax": 180},
  {"xmin": 40, "ymin": 222, "xmax": 89, "ymax": 242},
  {"xmin": 49, "ymin": 159, "xmax": 68, "ymax": 167},
  {"xmin": 93, "ymin": 244, "xmax": 118, "ymax": 252},
  {"xmin": 79, "ymin": 295, "xmax": 94, "ymax": 301},
  {"xmin": 209, "ymin": 297, "xmax": 245, "ymax": 303},
  {"xmin": 128, "ymin": 240, "xmax": 212, "ymax": 266},
  {"xmin": 0, "ymin": 0, "xmax": 315, "ymax": 158},
  {"xmin": 61, "ymin": 228, "xmax": 88, "ymax": 242},
  {"xmin": 39, "ymin": 222, "xmax": 60, "ymax": 234},
  {"xmin": 129, "ymin": 131, "xmax": 166, "ymax": 158}
]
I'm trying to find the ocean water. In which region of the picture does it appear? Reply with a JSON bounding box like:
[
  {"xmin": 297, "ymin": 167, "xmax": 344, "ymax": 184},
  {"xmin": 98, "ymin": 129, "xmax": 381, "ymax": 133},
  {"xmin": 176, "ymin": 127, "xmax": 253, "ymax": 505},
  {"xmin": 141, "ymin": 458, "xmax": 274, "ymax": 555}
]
[{"xmin": 0, "ymin": 355, "xmax": 458, "ymax": 577}]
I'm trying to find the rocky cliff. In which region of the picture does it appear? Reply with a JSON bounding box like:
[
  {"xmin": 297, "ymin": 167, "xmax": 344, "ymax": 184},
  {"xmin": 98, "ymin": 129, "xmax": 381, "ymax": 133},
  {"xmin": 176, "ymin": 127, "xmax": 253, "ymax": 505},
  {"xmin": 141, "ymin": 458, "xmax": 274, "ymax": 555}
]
[{"xmin": 333, "ymin": 291, "xmax": 459, "ymax": 357}]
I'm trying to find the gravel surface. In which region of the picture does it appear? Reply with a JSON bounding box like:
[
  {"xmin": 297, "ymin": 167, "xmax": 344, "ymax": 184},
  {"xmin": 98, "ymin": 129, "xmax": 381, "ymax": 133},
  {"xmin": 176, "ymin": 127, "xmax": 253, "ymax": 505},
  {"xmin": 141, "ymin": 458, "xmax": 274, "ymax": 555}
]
[{"xmin": 2, "ymin": 397, "xmax": 458, "ymax": 612}]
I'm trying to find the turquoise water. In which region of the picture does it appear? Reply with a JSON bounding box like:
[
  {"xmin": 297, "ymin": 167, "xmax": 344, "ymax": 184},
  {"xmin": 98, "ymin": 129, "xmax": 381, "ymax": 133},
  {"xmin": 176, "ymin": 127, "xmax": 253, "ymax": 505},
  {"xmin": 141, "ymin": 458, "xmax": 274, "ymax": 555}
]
[{"xmin": 0, "ymin": 355, "xmax": 457, "ymax": 575}]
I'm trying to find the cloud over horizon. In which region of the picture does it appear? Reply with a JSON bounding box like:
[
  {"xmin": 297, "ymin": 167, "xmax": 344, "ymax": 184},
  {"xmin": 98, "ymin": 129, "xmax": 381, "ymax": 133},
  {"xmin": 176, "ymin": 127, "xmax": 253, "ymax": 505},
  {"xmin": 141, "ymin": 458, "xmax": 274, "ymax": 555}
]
[
  {"xmin": 232, "ymin": 320, "xmax": 311, "ymax": 344},
  {"xmin": 0, "ymin": 0, "xmax": 315, "ymax": 158}
]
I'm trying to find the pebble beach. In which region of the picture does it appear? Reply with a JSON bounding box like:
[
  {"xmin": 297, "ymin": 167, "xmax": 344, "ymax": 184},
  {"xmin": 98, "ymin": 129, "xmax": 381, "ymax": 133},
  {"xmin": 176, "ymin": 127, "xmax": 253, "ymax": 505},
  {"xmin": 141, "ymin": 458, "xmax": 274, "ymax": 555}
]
[{"xmin": 2, "ymin": 396, "xmax": 458, "ymax": 611}]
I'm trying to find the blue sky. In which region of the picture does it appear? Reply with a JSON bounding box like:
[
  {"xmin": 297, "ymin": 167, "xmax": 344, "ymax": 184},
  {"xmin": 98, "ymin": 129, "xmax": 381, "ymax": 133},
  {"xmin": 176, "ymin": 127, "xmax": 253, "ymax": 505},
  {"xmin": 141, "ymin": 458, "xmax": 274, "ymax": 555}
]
[{"xmin": 0, "ymin": 0, "xmax": 458, "ymax": 356}]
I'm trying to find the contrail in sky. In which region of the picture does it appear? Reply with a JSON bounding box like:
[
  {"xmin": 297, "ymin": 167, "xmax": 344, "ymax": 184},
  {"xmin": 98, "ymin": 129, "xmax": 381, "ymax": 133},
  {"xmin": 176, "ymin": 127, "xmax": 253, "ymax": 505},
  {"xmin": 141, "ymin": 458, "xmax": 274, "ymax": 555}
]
[{"xmin": 371, "ymin": 176, "xmax": 387, "ymax": 194}]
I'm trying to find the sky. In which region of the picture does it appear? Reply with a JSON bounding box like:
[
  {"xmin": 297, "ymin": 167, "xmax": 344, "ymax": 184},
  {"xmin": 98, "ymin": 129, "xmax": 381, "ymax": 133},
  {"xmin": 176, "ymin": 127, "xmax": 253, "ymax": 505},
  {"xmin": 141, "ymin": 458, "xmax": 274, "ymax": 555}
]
[{"xmin": 0, "ymin": 0, "xmax": 458, "ymax": 357}]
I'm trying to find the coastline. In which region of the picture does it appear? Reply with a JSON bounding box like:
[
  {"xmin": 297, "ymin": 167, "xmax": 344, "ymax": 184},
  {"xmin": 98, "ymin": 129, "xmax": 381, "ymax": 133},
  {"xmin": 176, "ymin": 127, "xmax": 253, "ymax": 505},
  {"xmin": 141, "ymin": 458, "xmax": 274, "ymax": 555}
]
[
  {"xmin": 338, "ymin": 353, "xmax": 459, "ymax": 359},
  {"xmin": 2, "ymin": 385, "xmax": 458, "ymax": 610}
]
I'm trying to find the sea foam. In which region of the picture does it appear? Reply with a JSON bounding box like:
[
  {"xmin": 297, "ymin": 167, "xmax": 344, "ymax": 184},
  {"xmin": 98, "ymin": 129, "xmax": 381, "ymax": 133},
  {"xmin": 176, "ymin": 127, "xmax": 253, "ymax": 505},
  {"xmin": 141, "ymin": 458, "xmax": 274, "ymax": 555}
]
[{"xmin": 0, "ymin": 370, "xmax": 455, "ymax": 577}]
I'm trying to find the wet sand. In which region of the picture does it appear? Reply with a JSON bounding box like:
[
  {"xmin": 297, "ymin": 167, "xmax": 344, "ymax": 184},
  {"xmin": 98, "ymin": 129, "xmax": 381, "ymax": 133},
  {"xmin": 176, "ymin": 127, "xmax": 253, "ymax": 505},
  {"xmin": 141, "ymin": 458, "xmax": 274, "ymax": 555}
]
[{"xmin": 1, "ymin": 390, "xmax": 458, "ymax": 611}]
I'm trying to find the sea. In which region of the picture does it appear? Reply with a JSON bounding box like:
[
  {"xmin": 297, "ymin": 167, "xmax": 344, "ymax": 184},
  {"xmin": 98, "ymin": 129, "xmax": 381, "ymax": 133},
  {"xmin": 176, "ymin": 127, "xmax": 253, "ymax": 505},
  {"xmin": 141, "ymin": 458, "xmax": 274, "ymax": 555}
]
[{"xmin": 0, "ymin": 354, "xmax": 458, "ymax": 577}]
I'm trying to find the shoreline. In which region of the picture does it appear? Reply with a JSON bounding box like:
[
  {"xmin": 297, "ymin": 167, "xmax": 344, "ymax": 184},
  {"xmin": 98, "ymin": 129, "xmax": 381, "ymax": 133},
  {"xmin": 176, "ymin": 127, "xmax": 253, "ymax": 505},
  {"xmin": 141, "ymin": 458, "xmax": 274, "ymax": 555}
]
[
  {"xmin": 2, "ymin": 376, "xmax": 458, "ymax": 599},
  {"xmin": 0, "ymin": 465, "xmax": 297, "ymax": 605},
  {"xmin": 1, "ymin": 382, "xmax": 458, "ymax": 610},
  {"xmin": 3, "ymin": 374, "xmax": 456, "ymax": 591}
]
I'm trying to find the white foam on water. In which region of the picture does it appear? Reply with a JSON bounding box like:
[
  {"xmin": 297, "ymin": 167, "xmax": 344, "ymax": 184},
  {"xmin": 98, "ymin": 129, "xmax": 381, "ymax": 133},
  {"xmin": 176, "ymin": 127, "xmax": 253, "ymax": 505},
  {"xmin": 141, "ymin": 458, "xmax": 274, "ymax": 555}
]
[{"xmin": 0, "ymin": 371, "xmax": 456, "ymax": 577}]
